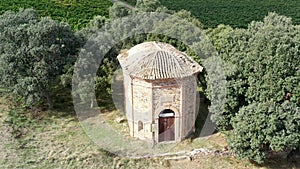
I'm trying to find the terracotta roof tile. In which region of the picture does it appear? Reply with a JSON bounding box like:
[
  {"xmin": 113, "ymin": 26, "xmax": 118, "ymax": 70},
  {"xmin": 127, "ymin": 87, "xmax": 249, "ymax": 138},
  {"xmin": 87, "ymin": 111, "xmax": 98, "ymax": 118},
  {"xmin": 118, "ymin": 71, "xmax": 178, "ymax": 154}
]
[{"xmin": 118, "ymin": 42, "xmax": 203, "ymax": 80}]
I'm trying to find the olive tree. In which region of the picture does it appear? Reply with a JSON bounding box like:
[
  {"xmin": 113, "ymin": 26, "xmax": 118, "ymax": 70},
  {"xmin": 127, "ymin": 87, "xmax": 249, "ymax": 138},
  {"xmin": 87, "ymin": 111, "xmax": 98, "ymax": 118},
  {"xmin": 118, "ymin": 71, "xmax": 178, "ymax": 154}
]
[
  {"xmin": 209, "ymin": 13, "xmax": 300, "ymax": 128},
  {"xmin": 208, "ymin": 13, "xmax": 300, "ymax": 163},
  {"xmin": 229, "ymin": 101, "xmax": 300, "ymax": 163},
  {"xmin": 0, "ymin": 9, "xmax": 80, "ymax": 109}
]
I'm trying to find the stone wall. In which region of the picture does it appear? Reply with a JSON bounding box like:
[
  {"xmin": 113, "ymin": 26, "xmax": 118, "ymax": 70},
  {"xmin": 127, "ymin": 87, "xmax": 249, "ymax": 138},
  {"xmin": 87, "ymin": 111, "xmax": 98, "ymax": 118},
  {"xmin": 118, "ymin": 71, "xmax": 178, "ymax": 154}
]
[
  {"xmin": 132, "ymin": 78, "xmax": 153, "ymax": 140},
  {"xmin": 152, "ymin": 79, "xmax": 182, "ymax": 142},
  {"xmin": 181, "ymin": 76, "xmax": 198, "ymax": 138},
  {"xmin": 124, "ymin": 76, "xmax": 198, "ymax": 143},
  {"xmin": 123, "ymin": 74, "xmax": 133, "ymax": 136},
  {"xmin": 152, "ymin": 79, "xmax": 181, "ymax": 118}
]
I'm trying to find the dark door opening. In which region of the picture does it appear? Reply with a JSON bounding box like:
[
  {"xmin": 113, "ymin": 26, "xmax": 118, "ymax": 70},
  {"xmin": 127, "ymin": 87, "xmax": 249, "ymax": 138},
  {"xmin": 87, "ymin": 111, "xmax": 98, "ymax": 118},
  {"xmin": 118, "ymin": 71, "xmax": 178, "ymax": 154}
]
[{"xmin": 159, "ymin": 109, "xmax": 175, "ymax": 142}]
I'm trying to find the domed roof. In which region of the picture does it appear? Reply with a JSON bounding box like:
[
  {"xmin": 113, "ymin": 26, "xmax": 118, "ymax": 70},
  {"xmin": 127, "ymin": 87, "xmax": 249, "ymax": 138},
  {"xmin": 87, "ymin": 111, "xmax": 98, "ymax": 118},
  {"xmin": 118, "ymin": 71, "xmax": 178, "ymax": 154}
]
[{"xmin": 117, "ymin": 42, "xmax": 203, "ymax": 80}]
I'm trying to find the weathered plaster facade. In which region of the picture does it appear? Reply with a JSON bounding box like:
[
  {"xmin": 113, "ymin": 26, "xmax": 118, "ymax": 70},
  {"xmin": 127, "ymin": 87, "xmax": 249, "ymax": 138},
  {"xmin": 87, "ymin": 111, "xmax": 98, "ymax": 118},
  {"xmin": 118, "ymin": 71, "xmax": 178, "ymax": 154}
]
[{"xmin": 118, "ymin": 42, "xmax": 203, "ymax": 143}]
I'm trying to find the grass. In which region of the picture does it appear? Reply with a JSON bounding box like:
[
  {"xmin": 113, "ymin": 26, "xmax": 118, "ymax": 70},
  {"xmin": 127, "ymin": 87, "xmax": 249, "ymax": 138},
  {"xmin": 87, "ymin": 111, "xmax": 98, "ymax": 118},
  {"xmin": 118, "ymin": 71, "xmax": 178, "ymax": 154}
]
[
  {"xmin": 1, "ymin": 96, "xmax": 299, "ymax": 168},
  {"xmin": 121, "ymin": 0, "xmax": 300, "ymax": 28},
  {"xmin": 0, "ymin": 98, "xmax": 163, "ymax": 168},
  {"xmin": 0, "ymin": 88, "xmax": 6, "ymax": 96}
]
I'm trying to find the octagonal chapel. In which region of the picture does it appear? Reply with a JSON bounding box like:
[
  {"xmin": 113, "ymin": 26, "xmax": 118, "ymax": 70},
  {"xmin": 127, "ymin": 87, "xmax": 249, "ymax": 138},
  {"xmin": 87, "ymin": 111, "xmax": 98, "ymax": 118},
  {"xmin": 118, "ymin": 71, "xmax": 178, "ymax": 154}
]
[{"xmin": 117, "ymin": 42, "xmax": 203, "ymax": 143}]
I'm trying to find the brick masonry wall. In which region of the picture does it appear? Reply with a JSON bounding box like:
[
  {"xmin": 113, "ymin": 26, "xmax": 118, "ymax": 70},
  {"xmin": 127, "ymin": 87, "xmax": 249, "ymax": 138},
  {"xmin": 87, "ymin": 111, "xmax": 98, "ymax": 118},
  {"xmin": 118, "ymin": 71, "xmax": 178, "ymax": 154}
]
[
  {"xmin": 124, "ymin": 76, "xmax": 198, "ymax": 142},
  {"xmin": 182, "ymin": 76, "xmax": 198, "ymax": 138}
]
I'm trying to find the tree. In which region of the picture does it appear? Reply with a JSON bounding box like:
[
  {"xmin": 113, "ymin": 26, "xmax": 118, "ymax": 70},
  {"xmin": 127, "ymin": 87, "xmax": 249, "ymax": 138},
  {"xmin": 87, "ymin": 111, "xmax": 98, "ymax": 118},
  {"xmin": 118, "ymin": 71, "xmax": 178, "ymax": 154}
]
[
  {"xmin": 229, "ymin": 101, "xmax": 300, "ymax": 164},
  {"xmin": 76, "ymin": 15, "xmax": 109, "ymax": 40},
  {"xmin": 208, "ymin": 13, "xmax": 300, "ymax": 129},
  {"xmin": 134, "ymin": 0, "xmax": 168, "ymax": 12},
  {"xmin": 0, "ymin": 9, "xmax": 80, "ymax": 109},
  {"xmin": 109, "ymin": 3, "xmax": 131, "ymax": 19},
  {"xmin": 208, "ymin": 13, "xmax": 300, "ymax": 163}
]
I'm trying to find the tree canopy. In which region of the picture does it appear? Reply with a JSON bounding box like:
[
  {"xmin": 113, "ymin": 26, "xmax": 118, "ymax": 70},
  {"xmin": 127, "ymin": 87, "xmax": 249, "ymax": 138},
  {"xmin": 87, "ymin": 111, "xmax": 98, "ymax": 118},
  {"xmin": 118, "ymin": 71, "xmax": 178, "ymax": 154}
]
[
  {"xmin": 0, "ymin": 9, "xmax": 80, "ymax": 109},
  {"xmin": 209, "ymin": 13, "xmax": 300, "ymax": 163},
  {"xmin": 209, "ymin": 12, "xmax": 300, "ymax": 128},
  {"xmin": 229, "ymin": 101, "xmax": 300, "ymax": 163}
]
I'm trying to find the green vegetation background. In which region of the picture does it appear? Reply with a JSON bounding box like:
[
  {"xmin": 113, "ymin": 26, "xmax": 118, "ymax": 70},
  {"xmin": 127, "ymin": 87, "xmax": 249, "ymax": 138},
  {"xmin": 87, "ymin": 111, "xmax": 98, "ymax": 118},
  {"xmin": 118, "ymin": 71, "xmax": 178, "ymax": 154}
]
[
  {"xmin": 1, "ymin": 0, "xmax": 299, "ymax": 29},
  {"xmin": 125, "ymin": 0, "xmax": 300, "ymax": 28},
  {"xmin": 0, "ymin": 0, "xmax": 112, "ymax": 30}
]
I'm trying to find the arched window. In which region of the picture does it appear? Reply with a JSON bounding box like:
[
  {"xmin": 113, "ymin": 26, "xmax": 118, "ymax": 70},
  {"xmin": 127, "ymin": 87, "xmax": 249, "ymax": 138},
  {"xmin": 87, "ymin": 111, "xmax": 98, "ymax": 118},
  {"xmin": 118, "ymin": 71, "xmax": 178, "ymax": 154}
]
[{"xmin": 138, "ymin": 121, "xmax": 143, "ymax": 131}]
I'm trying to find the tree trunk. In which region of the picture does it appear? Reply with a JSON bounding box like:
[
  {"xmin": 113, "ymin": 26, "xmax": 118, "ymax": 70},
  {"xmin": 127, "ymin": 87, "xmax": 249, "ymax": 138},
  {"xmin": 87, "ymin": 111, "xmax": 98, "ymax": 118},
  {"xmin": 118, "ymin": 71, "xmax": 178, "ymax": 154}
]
[
  {"xmin": 43, "ymin": 89, "xmax": 54, "ymax": 109},
  {"xmin": 90, "ymin": 96, "xmax": 95, "ymax": 108}
]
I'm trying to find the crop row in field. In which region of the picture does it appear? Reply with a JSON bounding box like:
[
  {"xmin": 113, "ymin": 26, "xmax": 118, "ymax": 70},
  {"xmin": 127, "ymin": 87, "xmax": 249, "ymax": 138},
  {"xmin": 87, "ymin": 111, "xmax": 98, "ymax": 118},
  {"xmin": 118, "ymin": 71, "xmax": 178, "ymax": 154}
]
[
  {"xmin": 1, "ymin": 0, "xmax": 299, "ymax": 29},
  {"xmin": 162, "ymin": 0, "xmax": 300, "ymax": 28},
  {"xmin": 0, "ymin": 0, "xmax": 113, "ymax": 30},
  {"xmin": 122, "ymin": 0, "xmax": 300, "ymax": 28}
]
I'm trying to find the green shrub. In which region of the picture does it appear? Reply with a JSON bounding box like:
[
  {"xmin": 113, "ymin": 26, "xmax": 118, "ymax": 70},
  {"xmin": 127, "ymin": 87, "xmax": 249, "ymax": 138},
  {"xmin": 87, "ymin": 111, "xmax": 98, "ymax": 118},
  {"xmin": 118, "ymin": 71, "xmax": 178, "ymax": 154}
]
[{"xmin": 229, "ymin": 101, "xmax": 300, "ymax": 163}]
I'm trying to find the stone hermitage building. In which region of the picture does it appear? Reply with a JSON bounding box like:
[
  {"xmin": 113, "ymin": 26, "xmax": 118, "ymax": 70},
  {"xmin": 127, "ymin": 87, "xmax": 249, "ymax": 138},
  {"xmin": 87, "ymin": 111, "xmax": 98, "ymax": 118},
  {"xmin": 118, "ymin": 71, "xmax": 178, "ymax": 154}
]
[{"xmin": 117, "ymin": 42, "xmax": 203, "ymax": 143}]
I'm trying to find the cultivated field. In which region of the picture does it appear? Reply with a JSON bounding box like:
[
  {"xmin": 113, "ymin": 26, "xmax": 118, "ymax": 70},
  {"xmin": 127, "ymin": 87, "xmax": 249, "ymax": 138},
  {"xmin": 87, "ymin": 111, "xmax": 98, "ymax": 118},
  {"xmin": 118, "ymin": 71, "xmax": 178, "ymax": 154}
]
[
  {"xmin": 123, "ymin": 0, "xmax": 300, "ymax": 28},
  {"xmin": 0, "ymin": 0, "xmax": 112, "ymax": 29},
  {"xmin": 2, "ymin": 0, "xmax": 299, "ymax": 29}
]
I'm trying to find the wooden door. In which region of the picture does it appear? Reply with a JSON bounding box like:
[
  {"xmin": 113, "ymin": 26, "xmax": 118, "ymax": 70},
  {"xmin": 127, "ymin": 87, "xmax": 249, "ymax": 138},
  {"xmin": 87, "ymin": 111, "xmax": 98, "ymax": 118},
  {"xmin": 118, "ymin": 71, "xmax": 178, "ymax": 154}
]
[{"xmin": 159, "ymin": 110, "xmax": 175, "ymax": 142}]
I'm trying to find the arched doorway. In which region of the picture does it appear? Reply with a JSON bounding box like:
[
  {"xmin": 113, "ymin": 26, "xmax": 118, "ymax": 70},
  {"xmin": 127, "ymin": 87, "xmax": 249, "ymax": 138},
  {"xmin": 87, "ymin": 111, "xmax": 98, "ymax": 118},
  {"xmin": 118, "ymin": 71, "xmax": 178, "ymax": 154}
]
[{"xmin": 159, "ymin": 109, "xmax": 175, "ymax": 142}]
